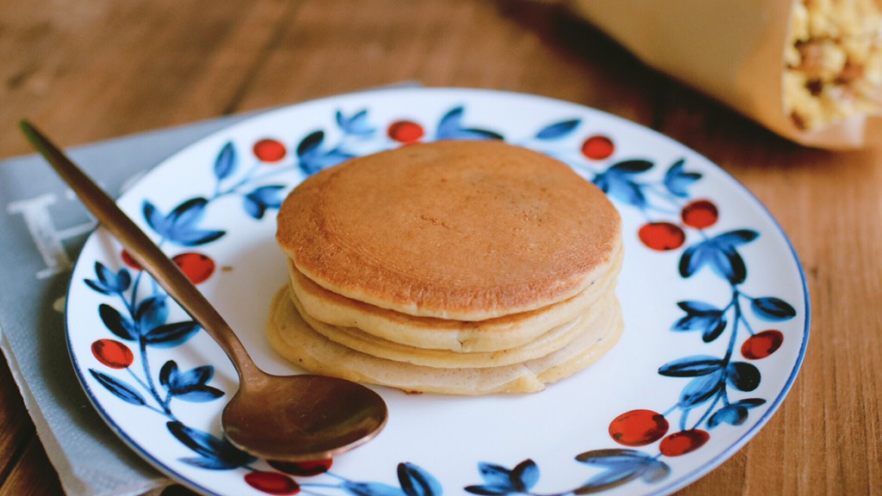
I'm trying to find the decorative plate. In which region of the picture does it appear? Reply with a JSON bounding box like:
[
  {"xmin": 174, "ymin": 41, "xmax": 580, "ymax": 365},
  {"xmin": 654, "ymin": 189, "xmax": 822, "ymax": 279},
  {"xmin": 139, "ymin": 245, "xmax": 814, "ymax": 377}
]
[{"xmin": 66, "ymin": 88, "xmax": 809, "ymax": 496}]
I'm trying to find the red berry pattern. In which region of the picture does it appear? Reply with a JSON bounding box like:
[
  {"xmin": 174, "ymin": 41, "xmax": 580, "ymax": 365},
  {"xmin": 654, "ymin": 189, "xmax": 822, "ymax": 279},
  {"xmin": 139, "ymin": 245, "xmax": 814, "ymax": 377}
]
[
  {"xmin": 387, "ymin": 121, "xmax": 424, "ymax": 143},
  {"xmin": 172, "ymin": 252, "xmax": 215, "ymax": 284},
  {"xmin": 741, "ymin": 330, "xmax": 784, "ymax": 359},
  {"xmin": 638, "ymin": 222, "xmax": 686, "ymax": 251},
  {"xmin": 253, "ymin": 139, "xmax": 287, "ymax": 163},
  {"xmin": 659, "ymin": 430, "xmax": 709, "ymax": 456},
  {"xmin": 609, "ymin": 409, "xmax": 669, "ymax": 446},
  {"xmin": 121, "ymin": 249, "xmax": 142, "ymax": 270},
  {"xmin": 244, "ymin": 471, "xmax": 300, "ymax": 495},
  {"xmin": 268, "ymin": 458, "xmax": 333, "ymax": 476},
  {"xmin": 681, "ymin": 200, "xmax": 719, "ymax": 229},
  {"xmin": 581, "ymin": 135, "xmax": 615, "ymax": 160},
  {"xmin": 91, "ymin": 339, "xmax": 134, "ymax": 369}
]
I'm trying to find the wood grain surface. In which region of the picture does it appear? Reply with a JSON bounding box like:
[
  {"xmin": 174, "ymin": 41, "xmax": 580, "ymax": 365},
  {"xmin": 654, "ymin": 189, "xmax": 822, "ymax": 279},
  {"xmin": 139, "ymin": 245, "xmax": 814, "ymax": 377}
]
[{"xmin": 1, "ymin": 1, "xmax": 879, "ymax": 495}]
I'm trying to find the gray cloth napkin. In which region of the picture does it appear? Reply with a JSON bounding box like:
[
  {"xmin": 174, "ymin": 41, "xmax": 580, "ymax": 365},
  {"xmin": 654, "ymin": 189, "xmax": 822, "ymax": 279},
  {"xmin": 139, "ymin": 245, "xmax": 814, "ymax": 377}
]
[{"xmin": 0, "ymin": 112, "xmax": 257, "ymax": 496}]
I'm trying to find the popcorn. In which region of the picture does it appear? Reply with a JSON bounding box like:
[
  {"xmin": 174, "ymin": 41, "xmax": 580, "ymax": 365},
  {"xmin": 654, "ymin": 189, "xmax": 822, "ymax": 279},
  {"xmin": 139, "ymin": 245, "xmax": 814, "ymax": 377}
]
[{"xmin": 784, "ymin": 0, "xmax": 882, "ymax": 129}]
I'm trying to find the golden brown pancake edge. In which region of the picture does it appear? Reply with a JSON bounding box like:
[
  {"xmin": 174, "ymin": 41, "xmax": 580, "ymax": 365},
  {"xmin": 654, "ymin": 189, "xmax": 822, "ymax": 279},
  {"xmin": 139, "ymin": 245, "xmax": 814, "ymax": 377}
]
[{"xmin": 277, "ymin": 140, "xmax": 622, "ymax": 320}]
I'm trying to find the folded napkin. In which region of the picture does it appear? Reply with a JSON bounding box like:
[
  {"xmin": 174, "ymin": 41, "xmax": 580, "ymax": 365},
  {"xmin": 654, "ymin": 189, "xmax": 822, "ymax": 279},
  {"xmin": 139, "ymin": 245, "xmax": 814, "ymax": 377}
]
[{"xmin": 0, "ymin": 112, "xmax": 260, "ymax": 496}]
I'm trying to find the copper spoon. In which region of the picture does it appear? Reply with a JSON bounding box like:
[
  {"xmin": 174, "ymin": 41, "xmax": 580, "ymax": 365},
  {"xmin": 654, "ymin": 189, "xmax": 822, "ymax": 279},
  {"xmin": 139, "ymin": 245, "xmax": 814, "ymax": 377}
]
[{"xmin": 20, "ymin": 120, "xmax": 387, "ymax": 461}]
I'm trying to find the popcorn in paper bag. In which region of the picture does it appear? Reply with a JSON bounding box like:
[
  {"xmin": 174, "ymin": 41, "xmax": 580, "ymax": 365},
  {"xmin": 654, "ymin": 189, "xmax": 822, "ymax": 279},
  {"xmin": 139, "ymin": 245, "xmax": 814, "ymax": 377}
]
[{"xmin": 570, "ymin": 0, "xmax": 882, "ymax": 149}]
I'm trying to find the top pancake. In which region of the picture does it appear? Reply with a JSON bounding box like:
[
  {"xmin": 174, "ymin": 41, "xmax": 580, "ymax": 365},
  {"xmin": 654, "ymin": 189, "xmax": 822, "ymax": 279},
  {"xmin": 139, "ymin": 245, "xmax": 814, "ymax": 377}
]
[{"xmin": 277, "ymin": 140, "xmax": 621, "ymax": 320}]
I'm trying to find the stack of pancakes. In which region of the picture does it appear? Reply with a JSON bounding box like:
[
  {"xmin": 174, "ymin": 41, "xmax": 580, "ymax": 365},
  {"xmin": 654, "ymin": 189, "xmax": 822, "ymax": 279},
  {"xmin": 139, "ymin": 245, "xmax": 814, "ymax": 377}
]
[{"xmin": 268, "ymin": 141, "xmax": 623, "ymax": 395}]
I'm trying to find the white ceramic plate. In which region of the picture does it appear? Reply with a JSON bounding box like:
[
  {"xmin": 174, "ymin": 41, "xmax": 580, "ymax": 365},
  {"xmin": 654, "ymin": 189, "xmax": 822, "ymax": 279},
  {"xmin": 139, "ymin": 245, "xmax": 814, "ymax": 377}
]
[{"xmin": 66, "ymin": 88, "xmax": 809, "ymax": 496}]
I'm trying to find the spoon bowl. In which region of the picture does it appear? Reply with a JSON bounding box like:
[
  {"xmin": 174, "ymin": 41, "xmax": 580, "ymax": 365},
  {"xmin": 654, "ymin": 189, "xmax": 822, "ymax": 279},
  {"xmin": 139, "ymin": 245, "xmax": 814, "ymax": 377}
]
[
  {"xmin": 223, "ymin": 374, "xmax": 387, "ymax": 461},
  {"xmin": 20, "ymin": 120, "xmax": 389, "ymax": 462}
]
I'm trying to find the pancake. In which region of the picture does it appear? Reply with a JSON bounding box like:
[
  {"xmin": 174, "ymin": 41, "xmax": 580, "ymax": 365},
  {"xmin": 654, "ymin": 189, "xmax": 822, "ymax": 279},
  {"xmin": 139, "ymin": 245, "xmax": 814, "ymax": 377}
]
[
  {"xmin": 277, "ymin": 140, "xmax": 622, "ymax": 321},
  {"xmin": 291, "ymin": 288, "xmax": 616, "ymax": 368},
  {"xmin": 287, "ymin": 245, "xmax": 623, "ymax": 352},
  {"xmin": 267, "ymin": 287, "xmax": 623, "ymax": 395}
]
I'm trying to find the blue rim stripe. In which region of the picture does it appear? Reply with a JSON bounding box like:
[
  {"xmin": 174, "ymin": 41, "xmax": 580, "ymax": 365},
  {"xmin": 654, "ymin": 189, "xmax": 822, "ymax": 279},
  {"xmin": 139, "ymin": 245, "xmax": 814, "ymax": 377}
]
[{"xmin": 63, "ymin": 87, "xmax": 811, "ymax": 496}]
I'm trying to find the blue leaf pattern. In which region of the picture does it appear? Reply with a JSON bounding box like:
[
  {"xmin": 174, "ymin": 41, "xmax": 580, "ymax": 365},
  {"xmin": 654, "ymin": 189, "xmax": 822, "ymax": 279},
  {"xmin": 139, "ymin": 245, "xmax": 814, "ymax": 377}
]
[
  {"xmin": 158, "ymin": 360, "xmax": 175, "ymax": 388},
  {"xmin": 297, "ymin": 130, "xmax": 356, "ymax": 175},
  {"xmin": 99, "ymin": 304, "xmax": 138, "ymax": 341},
  {"xmin": 463, "ymin": 485, "xmax": 510, "ymax": 495},
  {"xmin": 679, "ymin": 230, "xmax": 758, "ymax": 284},
  {"xmin": 95, "ymin": 261, "xmax": 115, "ymax": 285},
  {"xmin": 658, "ymin": 356, "xmax": 722, "ymax": 377},
  {"xmin": 436, "ymin": 107, "xmax": 465, "ymax": 138},
  {"xmin": 713, "ymin": 229, "xmax": 759, "ymax": 247},
  {"xmin": 534, "ymin": 119, "xmax": 580, "ymax": 140},
  {"xmin": 576, "ymin": 449, "xmax": 655, "ymax": 467},
  {"xmin": 733, "ymin": 398, "xmax": 767, "ymax": 408},
  {"xmin": 85, "ymin": 279, "xmax": 111, "ymax": 295},
  {"xmin": 297, "ymin": 130, "xmax": 324, "ymax": 158},
  {"xmin": 337, "ymin": 109, "xmax": 375, "ymax": 136},
  {"xmin": 170, "ymin": 385, "xmax": 224, "ymax": 403},
  {"xmin": 87, "ymin": 263, "xmax": 131, "ymax": 293},
  {"xmin": 593, "ymin": 173, "xmax": 647, "ymax": 208},
  {"xmin": 708, "ymin": 405, "xmax": 748, "ymax": 428},
  {"xmin": 663, "ymin": 159, "xmax": 701, "ymax": 197},
  {"xmin": 465, "ymin": 460, "xmax": 540, "ymax": 495},
  {"xmin": 640, "ymin": 460, "xmax": 671, "ymax": 483},
  {"xmin": 573, "ymin": 449, "xmax": 669, "ymax": 494},
  {"xmin": 248, "ymin": 185, "xmax": 285, "ymax": 205},
  {"xmin": 673, "ymin": 309, "xmax": 724, "ymax": 332},
  {"xmin": 141, "ymin": 198, "xmax": 225, "ymax": 246},
  {"xmin": 213, "ymin": 142, "xmax": 237, "ymax": 180},
  {"xmin": 476, "ymin": 464, "xmax": 510, "ymax": 487},
  {"xmin": 677, "ymin": 301, "xmax": 718, "ymax": 313},
  {"xmin": 397, "ymin": 462, "xmax": 442, "ymax": 496},
  {"xmin": 166, "ymin": 421, "xmax": 254, "ymax": 469},
  {"xmin": 174, "ymin": 365, "xmax": 213, "ymax": 389},
  {"xmin": 714, "ymin": 246, "xmax": 747, "ymax": 285},
  {"xmin": 168, "ymin": 198, "xmax": 208, "ymax": 231},
  {"xmin": 89, "ymin": 369, "xmax": 145, "ymax": 406},
  {"xmin": 142, "ymin": 200, "xmax": 166, "ymax": 235},
  {"xmin": 143, "ymin": 321, "xmax": 200, "ymax": 347},
  {"xmin": 512, "ymin": 460, "xmax": 539, "ymax": 491},
  {"xmin": 673, "ymin": 301, "xmax": 727, "ymax": 342},
  {"xmin": 726, "ymin": 362, "xmax": 760, "ymax": 391},
  {"xmin": 436, "ymin": 106, "xmax": 503, "ymax": 140},
  {"xmin": 169, "ymin": 227, "xmax": 226, "ymax": 246},
  {"xmin": 159, "ymin": 362, "xmax": 223, "ymax": 403},
  {"xmin": 591, "ymin": 160, "xmax": 655, "ymax": 208},
  {"xmin": 679, "ymin": 370, "xmax": 724, "ymax": 407},
  {"xmin": 678, "ymin": 243, "xmax": 703, "ymax": 278},
  {"xmin": 708, "ymin": 398, "xmax": 769, "ymax": 429},
  {"xmin": 243, "ymin": 185, "xmax": 285, "ymax": 219},
  {"xmin": 242, "ymin": 196, "xmax": 263, "ymax": 219},
  {"xmin": 116, "ymin": 269, "xmax": 132, "ymax": 291},
  {"xmin": 609, "ymin": 160, "xmax": 653, "ymax": 174},
  {"xmin": 135, "ymin": 295, "xmax": 168, "ymax": 332},
  {"xmin": 751, "ymin": 297, "xmax": 796, "ymax": 321}
]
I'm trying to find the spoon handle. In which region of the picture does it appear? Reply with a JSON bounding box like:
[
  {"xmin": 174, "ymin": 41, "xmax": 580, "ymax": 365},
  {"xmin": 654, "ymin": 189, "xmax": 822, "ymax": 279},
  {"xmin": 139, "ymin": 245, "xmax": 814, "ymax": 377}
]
[{"xmin": 20, "ymin": 120, "xmax": 258, "ymax": 377}]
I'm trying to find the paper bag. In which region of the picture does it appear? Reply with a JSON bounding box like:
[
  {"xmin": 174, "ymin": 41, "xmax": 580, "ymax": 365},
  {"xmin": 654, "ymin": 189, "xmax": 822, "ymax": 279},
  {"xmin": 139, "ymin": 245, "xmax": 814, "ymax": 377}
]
[{"xmin": 569, "ymin": 0, "xmax": 880, "ymax": 149}]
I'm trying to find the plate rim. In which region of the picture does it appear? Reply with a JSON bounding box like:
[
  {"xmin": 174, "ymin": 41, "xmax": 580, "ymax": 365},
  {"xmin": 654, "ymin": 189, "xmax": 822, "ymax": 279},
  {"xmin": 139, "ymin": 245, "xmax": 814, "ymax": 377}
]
[{"xmin": 63, "ymin": 86, "xmax": 812, "ymax": 496}]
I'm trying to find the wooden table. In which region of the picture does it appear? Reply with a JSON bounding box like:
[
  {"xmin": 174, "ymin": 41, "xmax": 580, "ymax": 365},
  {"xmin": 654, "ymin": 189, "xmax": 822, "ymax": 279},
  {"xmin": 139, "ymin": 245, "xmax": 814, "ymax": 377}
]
[{"xmin": 1, "ymin": 1, "xmax": 879, "ymax": 494}]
